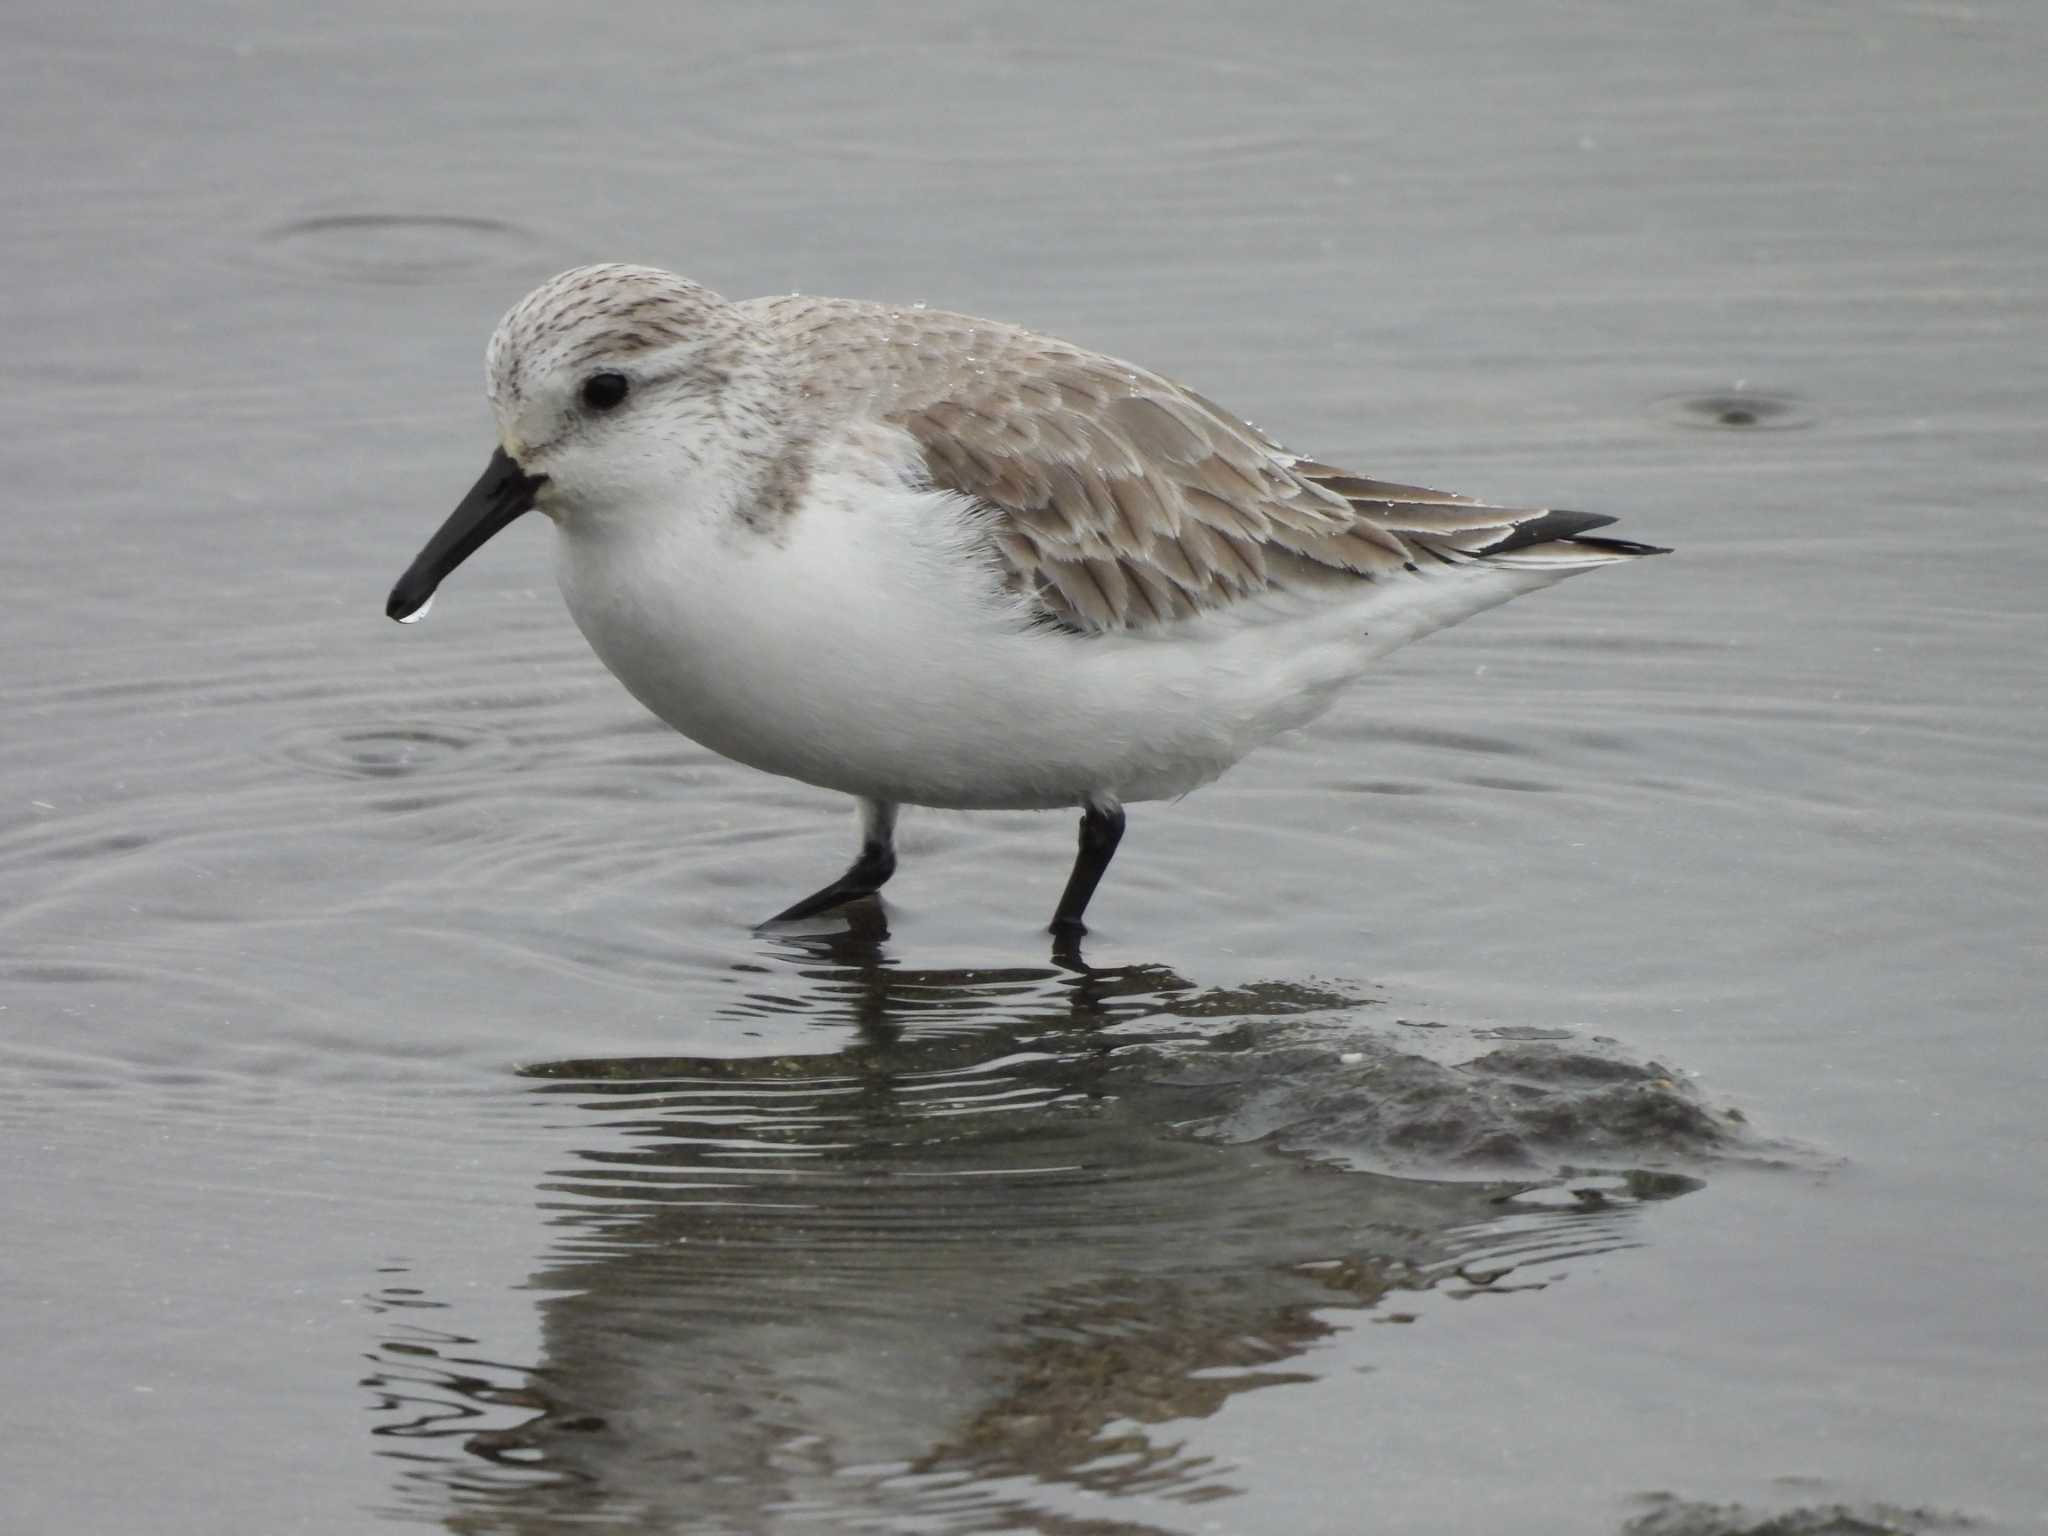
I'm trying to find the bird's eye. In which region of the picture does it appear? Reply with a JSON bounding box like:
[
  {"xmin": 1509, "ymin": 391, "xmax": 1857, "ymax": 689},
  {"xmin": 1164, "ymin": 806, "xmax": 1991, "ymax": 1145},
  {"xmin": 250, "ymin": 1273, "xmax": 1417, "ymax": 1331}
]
[{"xmin": 580, "ymin": 372, "xmax": 629, "ymax": 411}]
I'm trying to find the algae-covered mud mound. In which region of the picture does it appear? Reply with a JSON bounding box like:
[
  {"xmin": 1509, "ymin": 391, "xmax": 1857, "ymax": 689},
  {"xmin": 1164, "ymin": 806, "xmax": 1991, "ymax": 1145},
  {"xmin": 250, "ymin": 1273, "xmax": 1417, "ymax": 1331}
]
[
  {"xmin": 1115, "ymin": 1022, "xmax": 1772, "ymax": 1177},
  {"xmin": 1623, "ymin": 1493, "xmax": 1977, "ymax": 1536}
]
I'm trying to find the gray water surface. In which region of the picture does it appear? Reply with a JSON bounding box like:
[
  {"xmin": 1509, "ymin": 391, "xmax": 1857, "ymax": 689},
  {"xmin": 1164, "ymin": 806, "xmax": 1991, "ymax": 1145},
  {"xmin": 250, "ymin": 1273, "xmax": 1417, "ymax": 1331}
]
[{"xmin": 4, "ymin": 3, "xmax": 2045, "ymax": 1533}]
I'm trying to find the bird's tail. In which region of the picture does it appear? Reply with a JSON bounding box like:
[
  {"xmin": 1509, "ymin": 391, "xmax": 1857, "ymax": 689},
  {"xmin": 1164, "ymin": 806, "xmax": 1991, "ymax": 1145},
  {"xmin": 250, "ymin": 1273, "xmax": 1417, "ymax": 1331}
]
[{"xmin": 1281, "ymin": 470, "xmax": 1671, "ymax": 657}]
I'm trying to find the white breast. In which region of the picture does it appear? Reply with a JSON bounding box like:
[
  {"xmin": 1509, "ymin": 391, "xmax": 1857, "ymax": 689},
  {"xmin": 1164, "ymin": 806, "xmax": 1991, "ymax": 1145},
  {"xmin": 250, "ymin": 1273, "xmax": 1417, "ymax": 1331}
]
[{"xmin": 551, "ymin": 462, "xmax": 1376, "ymax": 810}]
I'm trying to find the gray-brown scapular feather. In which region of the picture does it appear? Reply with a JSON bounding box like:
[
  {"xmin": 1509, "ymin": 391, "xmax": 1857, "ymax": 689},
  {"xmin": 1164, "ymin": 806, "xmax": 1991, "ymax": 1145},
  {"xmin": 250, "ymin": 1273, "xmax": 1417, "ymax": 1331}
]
[{"xmin": 749, "ymin": 295, "xmax": 1665, "ymax": 633}]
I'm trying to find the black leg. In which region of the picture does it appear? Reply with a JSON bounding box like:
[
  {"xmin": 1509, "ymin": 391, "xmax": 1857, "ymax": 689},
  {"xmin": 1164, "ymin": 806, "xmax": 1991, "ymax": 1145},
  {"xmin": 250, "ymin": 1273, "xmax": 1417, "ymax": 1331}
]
[
  {"xmin": 1049, "ymin": 798, "xmax": 1125, "ymax": 939},
  {"xmin": 763, "ymin": 800, "xmax": 898, "ymax": 925}
]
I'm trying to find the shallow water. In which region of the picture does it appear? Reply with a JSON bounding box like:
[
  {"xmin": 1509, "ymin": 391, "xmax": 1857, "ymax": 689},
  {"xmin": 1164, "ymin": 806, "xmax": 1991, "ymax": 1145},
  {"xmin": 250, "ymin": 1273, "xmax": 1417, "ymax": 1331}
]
[{"xmin": 4, "ymin": 2, "xmax": 2046, "ymax": 1532}]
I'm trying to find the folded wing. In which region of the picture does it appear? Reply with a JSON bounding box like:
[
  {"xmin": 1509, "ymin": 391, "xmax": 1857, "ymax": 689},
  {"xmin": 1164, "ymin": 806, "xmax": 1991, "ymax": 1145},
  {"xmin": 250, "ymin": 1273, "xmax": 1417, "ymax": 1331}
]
[{"xmin": 875, "ymin": 335, "xmax": 1663, "ymax": 631}]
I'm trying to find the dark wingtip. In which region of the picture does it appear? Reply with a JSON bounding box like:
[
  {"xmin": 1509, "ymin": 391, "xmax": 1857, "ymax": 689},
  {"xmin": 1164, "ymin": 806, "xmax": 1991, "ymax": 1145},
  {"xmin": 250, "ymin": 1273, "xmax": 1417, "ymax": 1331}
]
[
  {"xmin": 1573, "ymin": 536, "xmax": 1673, "ymax": 557},
  {"xmin": 1477, "ymin": 508, "xmax": 1616, "ymax": 555},
  {"xmin": 1479, "ymin": 509, "xmax": 1670, "ymax": 558}
]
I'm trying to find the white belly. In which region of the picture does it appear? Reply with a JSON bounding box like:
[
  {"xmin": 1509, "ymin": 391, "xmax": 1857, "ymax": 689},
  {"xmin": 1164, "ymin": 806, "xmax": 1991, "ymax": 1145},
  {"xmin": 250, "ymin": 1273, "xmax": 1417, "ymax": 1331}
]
[{"xmin": 551, "ymin": 474, "xmax": 1368, "ymax": 810}]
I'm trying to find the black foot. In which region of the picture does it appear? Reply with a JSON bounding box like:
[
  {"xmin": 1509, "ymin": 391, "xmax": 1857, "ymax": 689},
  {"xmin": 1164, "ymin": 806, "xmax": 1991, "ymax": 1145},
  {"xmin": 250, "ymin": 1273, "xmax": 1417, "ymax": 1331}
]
[
  {"xmin": 762, "ymin": 840, "xmax": 896, "ymax": 925},
  {"xmin": 1047, "ymin": 800, "xmax": 1125, "ymax": 936}
]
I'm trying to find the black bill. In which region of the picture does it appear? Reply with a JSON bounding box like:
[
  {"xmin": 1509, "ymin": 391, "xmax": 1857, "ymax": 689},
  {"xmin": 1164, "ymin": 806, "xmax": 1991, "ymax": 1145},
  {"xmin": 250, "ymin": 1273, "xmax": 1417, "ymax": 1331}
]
[{"xmin": 386, "ymin": 447, "xmax": 547, "ymax": 622}]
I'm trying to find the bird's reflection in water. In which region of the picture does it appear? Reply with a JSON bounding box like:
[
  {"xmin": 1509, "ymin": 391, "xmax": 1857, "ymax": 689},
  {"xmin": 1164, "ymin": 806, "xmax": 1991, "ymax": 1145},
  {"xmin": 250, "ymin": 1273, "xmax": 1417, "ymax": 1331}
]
[{"xmin": 365, "ymin": 914, "xmax": 1705, "ymax": 1533}]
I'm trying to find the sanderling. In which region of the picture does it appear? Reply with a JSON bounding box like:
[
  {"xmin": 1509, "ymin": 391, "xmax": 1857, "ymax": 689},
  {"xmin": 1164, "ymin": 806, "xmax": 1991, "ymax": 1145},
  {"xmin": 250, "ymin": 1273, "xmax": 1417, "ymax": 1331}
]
[{"xmin": 389, "ymin": 264, "xmax": 1667, "ymax": 938}]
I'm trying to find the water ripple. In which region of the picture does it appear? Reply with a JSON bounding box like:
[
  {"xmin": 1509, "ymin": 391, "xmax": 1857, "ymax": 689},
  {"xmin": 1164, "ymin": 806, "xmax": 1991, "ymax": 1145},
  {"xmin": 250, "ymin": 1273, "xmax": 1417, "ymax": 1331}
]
[
  {"xmin": 249, "ymin": 212, "xmax": 541, "ymax": 285},
  {"xmin": 1655, "ymin": 387, "xmax": 1815, "ymax": 431},
  {"xmin": 267, "ymin": 720, "xmax": 528, "ymax": 781}
]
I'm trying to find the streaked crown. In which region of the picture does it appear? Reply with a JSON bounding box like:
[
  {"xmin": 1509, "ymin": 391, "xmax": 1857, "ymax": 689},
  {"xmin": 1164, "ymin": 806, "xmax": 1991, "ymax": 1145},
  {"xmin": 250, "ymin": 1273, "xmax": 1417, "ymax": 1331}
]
[{"xmin": 486, "ymin": 264, "xmax": 731, "ymax": 409}]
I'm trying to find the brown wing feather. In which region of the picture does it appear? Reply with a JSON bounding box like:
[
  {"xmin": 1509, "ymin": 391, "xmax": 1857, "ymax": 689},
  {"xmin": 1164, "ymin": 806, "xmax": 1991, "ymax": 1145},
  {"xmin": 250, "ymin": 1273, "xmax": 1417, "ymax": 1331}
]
[
  {"xmin": 754, "ymin": 296, "xmax": 1638, "ymax": 632},
  {"xmin": 887, "ymin": 352, "xmax": 1418, "ymax": 629}
]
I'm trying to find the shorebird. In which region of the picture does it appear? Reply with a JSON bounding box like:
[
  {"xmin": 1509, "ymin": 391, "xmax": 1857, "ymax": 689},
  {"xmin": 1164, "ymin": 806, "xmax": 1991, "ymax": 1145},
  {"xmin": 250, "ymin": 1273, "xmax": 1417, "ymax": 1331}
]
[{"xmin": 388, "ymin": 264, "xmax": 1666, "ymax": 938}]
